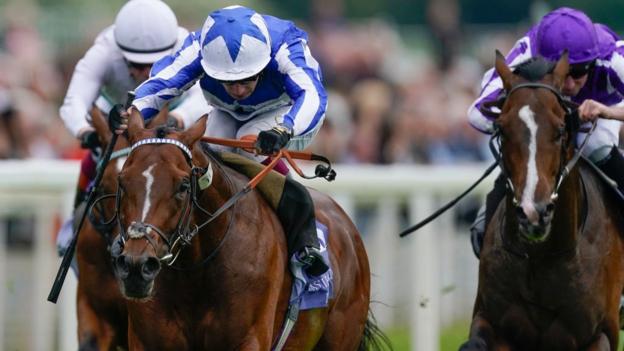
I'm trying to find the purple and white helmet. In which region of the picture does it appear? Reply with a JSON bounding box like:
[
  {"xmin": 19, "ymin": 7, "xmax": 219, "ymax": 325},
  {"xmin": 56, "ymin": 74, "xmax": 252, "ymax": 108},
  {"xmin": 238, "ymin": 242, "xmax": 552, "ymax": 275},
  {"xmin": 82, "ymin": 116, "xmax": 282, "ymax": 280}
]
[
  {"xmin": 199, "ymin": 6, "xmax": 271, "ymax": 81},
  {"xmin": 535, "ymin": 7, "xmax": 599, "ymax": 64}
]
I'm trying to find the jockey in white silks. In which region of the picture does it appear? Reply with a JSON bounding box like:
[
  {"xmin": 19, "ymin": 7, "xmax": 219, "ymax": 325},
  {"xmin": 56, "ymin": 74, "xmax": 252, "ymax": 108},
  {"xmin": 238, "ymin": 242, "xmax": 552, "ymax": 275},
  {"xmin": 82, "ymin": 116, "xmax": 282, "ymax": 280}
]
[{"xmin": 57, "ymin": 0, "xmax": 210, "ymax": 268}]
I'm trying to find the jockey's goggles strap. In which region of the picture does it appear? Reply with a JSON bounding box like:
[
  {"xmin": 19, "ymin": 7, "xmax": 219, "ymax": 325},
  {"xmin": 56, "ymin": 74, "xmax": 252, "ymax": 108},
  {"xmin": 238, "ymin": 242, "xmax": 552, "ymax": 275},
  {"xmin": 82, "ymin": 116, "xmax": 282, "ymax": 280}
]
[{"xmin": 131, "ymin": 138, "xmax": 193, "ymax": 162}]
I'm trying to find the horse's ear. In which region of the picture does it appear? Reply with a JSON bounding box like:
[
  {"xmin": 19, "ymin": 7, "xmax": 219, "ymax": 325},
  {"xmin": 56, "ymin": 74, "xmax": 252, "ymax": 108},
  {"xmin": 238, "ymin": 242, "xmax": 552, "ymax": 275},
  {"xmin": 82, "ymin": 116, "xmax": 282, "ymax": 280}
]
[
  {"xmin": 146, "ymin": 104, "xmax": 170, "ymax": 128},
  {"xmin": 127, "ymin": 107, "xmax": 145, "ymax": 141},
  {"xmin": 90, "ymin": 105, "xmax": 112, "ymax": 145},
  {"xmin": 494, "ymin": 50, "xmax": 514, "ymax": 91},
  {"xmin": 552, "ymin": 50, "xmax": 569, "ymax": 90},
  {"xmin": 181, "ymin": 114, "xmax": 207, "ymax": 147}
]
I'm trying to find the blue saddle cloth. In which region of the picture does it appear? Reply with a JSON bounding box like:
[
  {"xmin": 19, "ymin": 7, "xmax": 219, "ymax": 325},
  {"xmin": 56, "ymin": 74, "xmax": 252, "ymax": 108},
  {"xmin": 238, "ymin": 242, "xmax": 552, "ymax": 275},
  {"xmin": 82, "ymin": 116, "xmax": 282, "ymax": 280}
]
[{"xmin": 290, "ymin": 221, "xmax": 333, "ymax": 310}]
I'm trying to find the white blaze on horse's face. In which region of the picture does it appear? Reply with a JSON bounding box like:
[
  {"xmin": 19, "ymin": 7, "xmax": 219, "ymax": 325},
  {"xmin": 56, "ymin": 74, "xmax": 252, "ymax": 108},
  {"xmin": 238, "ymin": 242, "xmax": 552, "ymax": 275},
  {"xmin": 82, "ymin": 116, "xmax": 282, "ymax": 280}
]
[
  {"xmin": 141, "ymin": 164, "xmax": 156, "ymax": 222},
  {"xmin": 518, "ymin": 105, "xmax": 540, "ymax": 225}
]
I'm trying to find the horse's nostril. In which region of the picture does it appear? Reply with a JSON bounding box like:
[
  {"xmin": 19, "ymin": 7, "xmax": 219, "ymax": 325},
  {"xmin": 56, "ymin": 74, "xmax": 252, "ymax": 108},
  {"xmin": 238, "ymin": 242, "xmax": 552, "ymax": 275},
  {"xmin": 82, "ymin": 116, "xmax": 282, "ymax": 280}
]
[
  {"xmin": 141, "ymin": 256, "xmax": 161, "ymax": 280},
  {"xmin": 545, "ymin": 203, "xmax": 555, "ymax": 213},
  {"xmin": 516, "ymin": 206, "xmax": 527, "ymax": 219},
  {"xmin": 115, "ymin": 255, "xmax": 130, "ymax": 278}
]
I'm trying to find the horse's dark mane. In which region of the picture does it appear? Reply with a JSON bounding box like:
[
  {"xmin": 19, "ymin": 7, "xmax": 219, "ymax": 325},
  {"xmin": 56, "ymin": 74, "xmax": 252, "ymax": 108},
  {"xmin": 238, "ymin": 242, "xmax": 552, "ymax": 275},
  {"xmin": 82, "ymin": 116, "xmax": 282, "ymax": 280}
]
[
  {"xmin": 199, "ymin": 141, "xmax": 225, "ymax": 163},
  {"xmin": 154, "ymin": 125, "xmax": 177, "ymax": 139},
  {"xmin": 513, "ymin": 57, "xmax": 556, "ymax": 82}
]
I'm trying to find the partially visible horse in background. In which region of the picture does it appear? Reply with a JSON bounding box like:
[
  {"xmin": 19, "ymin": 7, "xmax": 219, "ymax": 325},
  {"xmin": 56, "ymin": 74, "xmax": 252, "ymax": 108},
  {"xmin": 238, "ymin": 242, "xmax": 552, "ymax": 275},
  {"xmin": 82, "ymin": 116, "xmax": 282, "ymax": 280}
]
[
  {"xmin": 75, "ymin": 106, "xmax": 171, "ymax": 351},
  {"xmin": 460, "ymin": 52, "xmax": 624, "ymax": 350},
  {"xmin": 109, "ymin": 111, "xmax": 387, "ymax": 350}
]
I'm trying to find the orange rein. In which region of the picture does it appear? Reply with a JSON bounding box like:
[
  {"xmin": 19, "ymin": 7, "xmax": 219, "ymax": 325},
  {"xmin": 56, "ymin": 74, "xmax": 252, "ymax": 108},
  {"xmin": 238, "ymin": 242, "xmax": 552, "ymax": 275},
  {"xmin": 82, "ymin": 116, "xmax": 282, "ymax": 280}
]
[{"xmin": 200, "ymin": 135, "xmax": 319, "ymax": 190}]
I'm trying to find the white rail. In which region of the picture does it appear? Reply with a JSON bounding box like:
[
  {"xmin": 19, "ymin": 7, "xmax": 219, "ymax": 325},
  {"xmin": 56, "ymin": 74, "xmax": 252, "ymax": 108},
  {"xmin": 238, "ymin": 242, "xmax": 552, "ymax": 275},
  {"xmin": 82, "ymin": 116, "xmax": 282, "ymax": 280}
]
[{"xmin": 0, "ymin": 159, "xmax": 496, "ymax": 351}]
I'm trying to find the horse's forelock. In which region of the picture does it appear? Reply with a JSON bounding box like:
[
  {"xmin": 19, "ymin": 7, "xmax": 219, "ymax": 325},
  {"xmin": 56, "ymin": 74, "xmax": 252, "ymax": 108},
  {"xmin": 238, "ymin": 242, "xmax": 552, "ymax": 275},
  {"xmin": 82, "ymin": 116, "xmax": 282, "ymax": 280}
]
[
  {"xmin": 513, "ymin": 57, "xmax": 556, "ymax": 82},
  {"xmin": 154, "ymin": 126, "xmax": 178, "ymax": 139}
]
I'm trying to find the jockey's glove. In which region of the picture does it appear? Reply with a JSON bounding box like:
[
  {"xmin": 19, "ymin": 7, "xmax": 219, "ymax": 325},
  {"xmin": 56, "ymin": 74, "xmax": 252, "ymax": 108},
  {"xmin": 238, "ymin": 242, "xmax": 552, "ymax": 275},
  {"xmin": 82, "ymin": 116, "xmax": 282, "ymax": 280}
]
[
  {"xmin": 80, "ymin": 130, "xmax": 100, "ymax": 150},
  {"xmin": 108, "ymin": 104, "xmax": 128, "ymax": 133},
  {"xmin": 256, "ymin": 124, "xmax": 293, "ymax": 154}
]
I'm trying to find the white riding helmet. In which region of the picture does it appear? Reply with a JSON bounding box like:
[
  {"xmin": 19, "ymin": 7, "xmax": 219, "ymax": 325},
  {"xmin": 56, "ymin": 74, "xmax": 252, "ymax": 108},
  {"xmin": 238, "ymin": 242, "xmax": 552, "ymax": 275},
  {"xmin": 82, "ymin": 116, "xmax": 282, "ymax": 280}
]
[
  {"xmin": 114, "ymin": 0, "xmax": 179, "ymax": 64},
  {"xmin": 199, "ymin": 5, "xmax": 271, "ymax": 81}
]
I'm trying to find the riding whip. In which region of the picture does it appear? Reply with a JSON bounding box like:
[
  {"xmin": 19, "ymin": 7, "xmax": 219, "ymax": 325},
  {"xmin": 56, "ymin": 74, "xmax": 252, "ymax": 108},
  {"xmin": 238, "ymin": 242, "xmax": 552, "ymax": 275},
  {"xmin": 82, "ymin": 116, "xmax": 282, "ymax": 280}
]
[
  {"xmin": 48, "ymin": 91, "xmax": 135, "ymax": 303},
  {"xmin": 398, "ymin": 160, "xmax": 498, "ymax": 237}
]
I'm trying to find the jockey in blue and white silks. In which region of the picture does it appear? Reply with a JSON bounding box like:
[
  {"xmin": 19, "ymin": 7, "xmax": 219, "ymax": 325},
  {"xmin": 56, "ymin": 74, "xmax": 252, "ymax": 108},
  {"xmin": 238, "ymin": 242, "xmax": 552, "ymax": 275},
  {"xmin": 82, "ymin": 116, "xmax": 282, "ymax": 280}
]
[
  {"xmin": 468, "ymin": 7, "xmax": 624, "ymax": 259},
  {"xmin": 129, "ymin": 6, "xmax": 331, "ymax": 279},
  {"xmin": 133, "ymin": 5, "xmax": 327, "ymax": 161}
]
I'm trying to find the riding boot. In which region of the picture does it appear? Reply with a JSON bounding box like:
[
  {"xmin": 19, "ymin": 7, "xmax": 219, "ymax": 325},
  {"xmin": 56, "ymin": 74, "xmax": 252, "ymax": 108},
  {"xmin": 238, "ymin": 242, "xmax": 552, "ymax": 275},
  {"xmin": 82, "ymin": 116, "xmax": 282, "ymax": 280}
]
[
  {"xmin": 276, "ymin": 177, "xmax": 329, "ymax": 277},
  {"xmin": 597, "ymin": 146, "xmax": 624, "ymax": 197},
  {"xmin": 74, "ymin": 151, "xmax": 98, "ymax": 209},
  {"xmin": 469, "ymin": 174, "xmax": 507, "ymax": 259}
]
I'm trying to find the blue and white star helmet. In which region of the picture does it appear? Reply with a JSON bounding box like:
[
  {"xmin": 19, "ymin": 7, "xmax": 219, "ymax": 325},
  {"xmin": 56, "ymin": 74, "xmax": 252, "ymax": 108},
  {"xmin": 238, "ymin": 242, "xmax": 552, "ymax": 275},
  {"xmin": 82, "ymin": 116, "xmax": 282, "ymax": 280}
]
[{"xmin": 199, "ymin": 6, "xmax": 271, "ymax": 81}]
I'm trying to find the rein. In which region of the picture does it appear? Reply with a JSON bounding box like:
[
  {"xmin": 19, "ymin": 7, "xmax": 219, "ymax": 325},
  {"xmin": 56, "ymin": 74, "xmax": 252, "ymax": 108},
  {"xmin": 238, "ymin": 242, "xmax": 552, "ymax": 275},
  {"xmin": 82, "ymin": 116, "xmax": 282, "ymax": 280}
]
[
  {"xmin": 114, "ymin": 136, "xmax": 336, "ymax": 268},
  {"xmin": 89, "ymin": 147, "xmax": 132, "ymax": 242}
]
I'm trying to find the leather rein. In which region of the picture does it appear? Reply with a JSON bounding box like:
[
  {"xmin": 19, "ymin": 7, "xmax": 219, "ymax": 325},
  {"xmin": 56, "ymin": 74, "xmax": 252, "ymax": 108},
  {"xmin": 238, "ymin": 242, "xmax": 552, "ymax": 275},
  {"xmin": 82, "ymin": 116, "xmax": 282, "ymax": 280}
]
[{"xmin": 110, "ymin": 136, "xmax": 336, "ymax": 267}]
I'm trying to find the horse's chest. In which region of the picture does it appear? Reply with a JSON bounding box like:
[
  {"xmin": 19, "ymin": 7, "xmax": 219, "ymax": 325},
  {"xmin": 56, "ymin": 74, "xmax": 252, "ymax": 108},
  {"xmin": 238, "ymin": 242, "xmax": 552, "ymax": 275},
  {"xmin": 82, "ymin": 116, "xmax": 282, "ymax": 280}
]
[{"xmin": 481, "ymin": 253, "xmax": 601, "ymax": 346}]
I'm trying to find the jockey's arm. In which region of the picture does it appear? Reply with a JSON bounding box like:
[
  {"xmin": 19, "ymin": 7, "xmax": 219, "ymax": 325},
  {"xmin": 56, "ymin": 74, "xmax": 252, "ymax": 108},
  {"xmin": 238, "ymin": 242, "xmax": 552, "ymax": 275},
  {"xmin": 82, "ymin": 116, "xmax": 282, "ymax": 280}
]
[
  {"xmin": 132, "ymin": 32, "xmax": 204, "ymax": 121},
  {"xmin": 579, "ymin": 44, "xmax": 624, "ymax": 122},
  {"xmin": 168, "ymin": 82, "xmax": 212, "ymax": 130},
  {"xmin": 59, "ymin": 31, "xmax": 111, "ymax": 138},
  {"xmin": 467, "ymin": 69, "xmax": 505, "ymax": 134},
  {"xmin": 275, "ymin": 38, "xmax": 328, "ymax": 136},
  {"xmin": 578, "ymin": 100, "xmax": 624, "ymax": 122},
  {"xmin": 468, "ymin": 36, "xmax": 534, "ymax": 134}
]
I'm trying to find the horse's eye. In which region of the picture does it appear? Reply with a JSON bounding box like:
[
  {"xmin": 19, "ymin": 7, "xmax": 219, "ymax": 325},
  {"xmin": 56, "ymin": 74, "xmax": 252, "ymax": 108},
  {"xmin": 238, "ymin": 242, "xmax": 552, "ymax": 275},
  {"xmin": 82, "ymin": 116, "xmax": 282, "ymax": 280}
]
[
  {"xmin": 178, "ymin": 179, "xmax": 190, "ymax": 193},
  {"xmin": 554, "ymin": 126, "xmax": 565, "ymax": 142}
]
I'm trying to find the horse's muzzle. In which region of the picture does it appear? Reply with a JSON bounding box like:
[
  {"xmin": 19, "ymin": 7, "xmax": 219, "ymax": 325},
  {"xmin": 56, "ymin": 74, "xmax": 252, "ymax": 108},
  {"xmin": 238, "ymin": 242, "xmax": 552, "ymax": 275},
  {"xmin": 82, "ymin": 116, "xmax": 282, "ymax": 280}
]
[
  {"xmin": 516, "ymin": 202, "xmax": 555, "ymax": 242},
  {"xmin": 113, "ymin": 253, "xmax": 161, "ymax": 299}
]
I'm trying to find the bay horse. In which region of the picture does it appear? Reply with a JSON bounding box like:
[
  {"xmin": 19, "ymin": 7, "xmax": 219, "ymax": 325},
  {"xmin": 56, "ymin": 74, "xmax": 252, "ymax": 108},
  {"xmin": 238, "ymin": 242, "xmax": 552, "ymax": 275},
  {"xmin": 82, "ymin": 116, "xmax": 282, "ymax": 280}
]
[
  {"xmin": 75, "ymin": 106, "xmax": 172, "ymax": 351},
  {"xmin": 460, "ymin": 52, "xmax": 624, "ymax": 350},
  {"xmin": 110, "ymin": 111, "xmax": 383, "ymax": 350}
]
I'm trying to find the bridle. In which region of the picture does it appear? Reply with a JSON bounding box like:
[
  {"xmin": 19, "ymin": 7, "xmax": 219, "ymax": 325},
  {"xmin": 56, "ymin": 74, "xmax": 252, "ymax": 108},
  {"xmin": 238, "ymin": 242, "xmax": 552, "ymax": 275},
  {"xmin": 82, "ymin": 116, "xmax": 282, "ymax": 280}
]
[
  {"xmin": 88, "ymin": 147, "xmax": 132, "ymax": 243},
  {"xmin": 487, "ymin": 82, "xmax": 596, "ymax": 207},
  {"xmin": 113, "ymin": 138, "xmax": 235, "ymax": 266}
]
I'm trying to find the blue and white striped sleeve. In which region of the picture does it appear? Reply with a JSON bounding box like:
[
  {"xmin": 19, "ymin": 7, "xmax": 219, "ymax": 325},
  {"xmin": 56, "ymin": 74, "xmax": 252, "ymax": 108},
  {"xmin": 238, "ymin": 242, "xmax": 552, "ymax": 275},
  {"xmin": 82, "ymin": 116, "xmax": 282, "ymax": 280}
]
[
  {"xmin": 274, "ymin": 38, "xmax": 327, "ymax": 136},
  {"xmin": 133, "ymin": 32, "xmax": 205, "ymax": 120},
  {"xmin": 468, "ymin": 36, "xmax": 533, "ymax": 133}
]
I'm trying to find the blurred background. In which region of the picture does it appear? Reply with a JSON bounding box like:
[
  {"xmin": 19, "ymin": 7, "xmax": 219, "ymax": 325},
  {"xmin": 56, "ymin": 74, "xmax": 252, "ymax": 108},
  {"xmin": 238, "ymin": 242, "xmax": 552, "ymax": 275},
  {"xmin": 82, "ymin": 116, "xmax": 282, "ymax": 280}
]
[{"xmin": 0, "ymin": 0, "xmax": 623, "ymax": 350}]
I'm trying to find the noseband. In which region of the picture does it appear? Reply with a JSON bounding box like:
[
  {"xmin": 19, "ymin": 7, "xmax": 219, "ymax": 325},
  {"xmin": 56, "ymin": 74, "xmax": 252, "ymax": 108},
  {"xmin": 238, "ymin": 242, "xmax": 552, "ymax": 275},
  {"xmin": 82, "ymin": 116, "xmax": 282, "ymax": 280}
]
[{"xmin": 489, "ymin": 82, "xmax": 596, "ymax": 206}]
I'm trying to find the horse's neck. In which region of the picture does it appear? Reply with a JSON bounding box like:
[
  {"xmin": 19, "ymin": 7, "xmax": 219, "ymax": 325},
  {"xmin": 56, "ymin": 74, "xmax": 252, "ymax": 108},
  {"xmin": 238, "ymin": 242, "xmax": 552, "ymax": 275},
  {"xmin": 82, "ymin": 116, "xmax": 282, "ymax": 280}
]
[
  {"xmin": 503, "ymin": 168, "xmax": 582, "ymax": 257},
  {"xmin": 176, "ymin": 151, "xmax": 239, "ymax": 267},
  {"xmin": 550, "ymin": 168, "xmax": 582, "ymax": 246}
]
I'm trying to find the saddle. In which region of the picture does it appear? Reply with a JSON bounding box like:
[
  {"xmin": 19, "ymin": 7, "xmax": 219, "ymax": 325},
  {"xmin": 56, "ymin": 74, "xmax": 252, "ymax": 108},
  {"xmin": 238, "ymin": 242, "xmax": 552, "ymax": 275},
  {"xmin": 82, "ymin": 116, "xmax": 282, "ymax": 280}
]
[{"xmin": 218, "ymin": 151, "xmax": 286, "ymax": 210}]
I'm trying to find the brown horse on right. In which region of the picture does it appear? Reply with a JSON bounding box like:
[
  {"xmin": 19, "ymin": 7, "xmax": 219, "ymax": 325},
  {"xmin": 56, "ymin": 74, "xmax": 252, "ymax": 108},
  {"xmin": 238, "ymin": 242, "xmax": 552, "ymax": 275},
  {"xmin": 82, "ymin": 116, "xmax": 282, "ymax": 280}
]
[{"xmin": 460, "ymin": 52, "xmax": 624, "ymax": 350}]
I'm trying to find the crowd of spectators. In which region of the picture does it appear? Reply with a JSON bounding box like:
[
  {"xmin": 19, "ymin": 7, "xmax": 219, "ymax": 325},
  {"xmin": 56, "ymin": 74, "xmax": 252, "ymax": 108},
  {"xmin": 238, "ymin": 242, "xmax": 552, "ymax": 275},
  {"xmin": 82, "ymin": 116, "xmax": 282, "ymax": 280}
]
[{"xmin": 0, "ymin": 0, "xmax": 528, "ymax": 165}]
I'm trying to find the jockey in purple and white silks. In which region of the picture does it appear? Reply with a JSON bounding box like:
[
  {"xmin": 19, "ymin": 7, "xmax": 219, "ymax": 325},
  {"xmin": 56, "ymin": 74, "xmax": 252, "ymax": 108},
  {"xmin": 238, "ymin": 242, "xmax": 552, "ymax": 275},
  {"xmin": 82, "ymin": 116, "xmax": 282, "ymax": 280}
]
[
  {"xmin": 468, "ymin": 7, "xmax": 624, "ymax": 258},
  {"xmin": 128, "ymin": 5, "xmax": 330, "ymax": 278}
]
